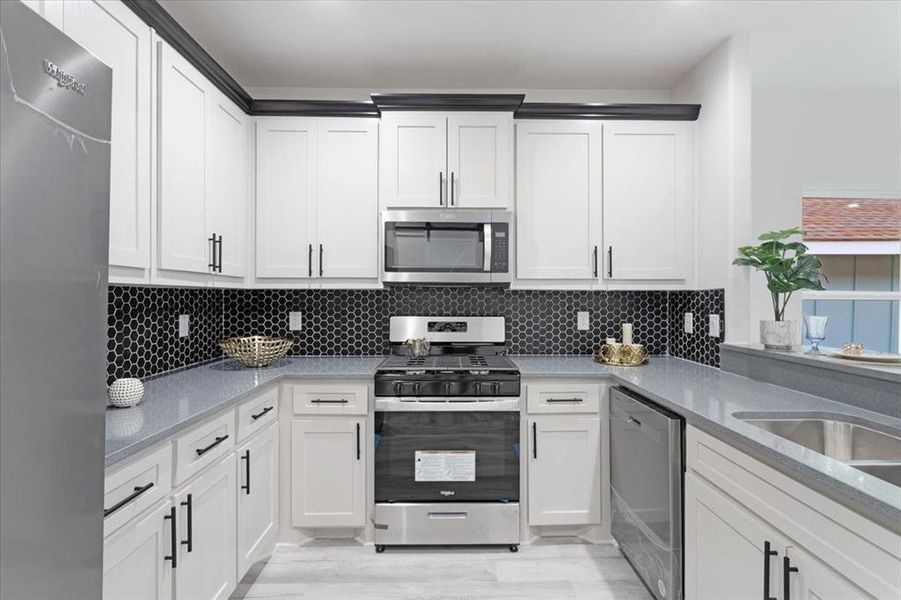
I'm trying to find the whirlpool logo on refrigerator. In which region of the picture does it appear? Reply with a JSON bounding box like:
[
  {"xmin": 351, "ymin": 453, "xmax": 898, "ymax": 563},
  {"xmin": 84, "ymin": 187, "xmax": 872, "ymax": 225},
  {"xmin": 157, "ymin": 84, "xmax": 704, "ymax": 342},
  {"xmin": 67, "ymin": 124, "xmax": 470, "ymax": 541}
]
[{"xmin": 43, "ymin": 59, "xmax": 86, "ymax": 95}]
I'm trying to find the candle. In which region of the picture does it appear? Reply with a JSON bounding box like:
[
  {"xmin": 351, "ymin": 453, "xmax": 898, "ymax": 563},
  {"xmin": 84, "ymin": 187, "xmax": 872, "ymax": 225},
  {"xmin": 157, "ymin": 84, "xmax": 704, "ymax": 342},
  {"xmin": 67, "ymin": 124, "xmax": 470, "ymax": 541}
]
[
  {"xmin": 622, "ymin": 323, "xmax": 633, "ymax": 345},
  {"xmin": 606, "ymin": 337, "xmax": 616, "ymax": 344}
]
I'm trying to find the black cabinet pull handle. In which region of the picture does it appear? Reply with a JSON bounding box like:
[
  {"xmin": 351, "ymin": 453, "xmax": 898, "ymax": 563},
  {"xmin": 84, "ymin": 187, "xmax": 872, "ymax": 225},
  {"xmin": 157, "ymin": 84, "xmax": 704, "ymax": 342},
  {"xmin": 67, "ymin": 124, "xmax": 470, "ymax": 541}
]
[
  {"xmin": 450, "ymin": 172, "xmax": 455, "ymax": 206},
  {"xmin": 783, "ymin": 556, "xmax": 798, "ymax": 600},
  {"xmin": 546, "ymin": 397, "xmax": 584, "ymax": 403},
  {"xmin": 319, "ymin": 243, "xmax": 323, "ymax": 277},
  {"xmin": 439, "ymin": 171, "xmax": 444, "ymax": 206},
  {"xmin": 356, "ymin": 422, "xmax": 361, "ymax": 461},
  {"xmin": 180, "ymin": 493, "xmax": 193, "ymax": 553},
  {"xmin": 195, "ymin": 434, "xmax": 228, "ymax": 456},
  {"xmin": 607, "ymin": 246, "xmax": 613, "ymax": 278},
  {"xmin": 251, "ymin": 406, "xmax": 273, "ymax": 421},
  {"xmin": 216, "ymin": 234, "xmax": 223, "ymax": 273},
  {"xmin": 763, "ymin": 541, "xmax": 778, "ymax": 600},
  {"xmin": 241, "ymin": 449, "xmax": 251, "ymax": 495},
  {"xmin": 626, "ymin": 415, "xmax": 642, "ymax": 427},
  {"xmin": 163, "ymin": 506, "xmax": 177, "ymax": 569},
  {"xmin": 593, "ymin": 245, "xmax": 598, "ymax": 278},
  {"xmin": 532, "ymin": 422, "xmax": 538, "ymax": 459},
  {"xmin": 208, "ymin": 234, "xmax": 217, "ymax": 271},
  {"xmin": 104, "ymin": 482, "xmax": 155, "ymax": 517},
  {"xmin": 310, "ymin": 398, "xmax": 349, "ymax": 404},
  {"xmin": 308, "ymin": 243, "xmax": 313, "ymax": 277}
]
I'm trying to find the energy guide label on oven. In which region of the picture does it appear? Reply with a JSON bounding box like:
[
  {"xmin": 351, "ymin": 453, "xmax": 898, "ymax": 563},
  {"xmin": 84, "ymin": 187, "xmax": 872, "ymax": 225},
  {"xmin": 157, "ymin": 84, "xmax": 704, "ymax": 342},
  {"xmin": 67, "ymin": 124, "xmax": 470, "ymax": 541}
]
[{"xmin": 414, "ymin": 451, "xmax": 476, "ymax": 482}]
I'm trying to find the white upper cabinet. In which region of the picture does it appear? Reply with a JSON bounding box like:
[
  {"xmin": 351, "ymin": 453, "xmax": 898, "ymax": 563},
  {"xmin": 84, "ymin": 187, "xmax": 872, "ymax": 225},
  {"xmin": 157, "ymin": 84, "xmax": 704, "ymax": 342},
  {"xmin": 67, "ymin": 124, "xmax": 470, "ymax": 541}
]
[
  {"xmin": 379, "ymin": 112, "xmax": 447, "ymax": 208},
  {"xmin": 206, "ymin": 92, "xmax": 248, "ymax": 278},
  {"xmin": 62, "ymin": 0, "xmax": 151, "ymax": 271},
  {"xmin": 380, "ymin": 112, "xmax": 512, "ymax": 208},
  {"xmin": 256, "ymin": 117, "xmax": 379, "ymax": 281},
  {"xmin": 317, "ymin": 119, "xmax": 379, "ymax": 278},
  {"xmin": 516, "ymin": 121, "xmax": 602, "ymax": 280},
  {"xmin": 447, "ymin": 113, "xmax": 511, "ymax": 208},
  {"xmin": 255, "ymin": 118, "xmax": 317, "ymax": 279},
  {"xmin": 602, "ymin": 121, "xmax": 693, "ymax": 281},
  {"xmin": 157, "ymin": 41, "xmax": 209, "ymax": 275}
]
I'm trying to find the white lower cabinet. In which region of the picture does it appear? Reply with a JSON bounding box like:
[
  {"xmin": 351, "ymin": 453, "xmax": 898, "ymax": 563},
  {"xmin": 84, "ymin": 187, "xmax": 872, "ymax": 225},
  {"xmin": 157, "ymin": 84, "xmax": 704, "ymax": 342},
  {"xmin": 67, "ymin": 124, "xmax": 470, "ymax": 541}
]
[
  {"xmin": 103, "ymin": 500, "xmax": 175, "ymax": 600},
  {"xmin": 527, "ymin": 415, "xmax": 601, "ymax": 526},
  {"xmin": 237, "ymin": 423, "xmax": 279, "ymax": 579},
  {"xmin": 291, "ymin": 417, "xmax": 366, "ymax": 528},
  {"xmin": 174, "ymin": 453, "xmax": 237, "ymax": 600},
  {"xmin": 685, "ymin": 426, "xmax": 899, "ymax": 600}
]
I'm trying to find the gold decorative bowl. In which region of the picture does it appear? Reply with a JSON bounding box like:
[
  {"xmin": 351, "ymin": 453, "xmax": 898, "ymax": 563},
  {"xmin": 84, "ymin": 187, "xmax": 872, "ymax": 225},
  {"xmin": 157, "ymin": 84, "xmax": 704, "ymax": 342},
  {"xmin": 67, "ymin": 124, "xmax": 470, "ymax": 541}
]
[
  {"xmin": 593, "ymin": 343, "xmax": 649, "ymax": 367},
  {"xmin": 219, "ymin": 336, "xmax": 292, "ymax": 368}
]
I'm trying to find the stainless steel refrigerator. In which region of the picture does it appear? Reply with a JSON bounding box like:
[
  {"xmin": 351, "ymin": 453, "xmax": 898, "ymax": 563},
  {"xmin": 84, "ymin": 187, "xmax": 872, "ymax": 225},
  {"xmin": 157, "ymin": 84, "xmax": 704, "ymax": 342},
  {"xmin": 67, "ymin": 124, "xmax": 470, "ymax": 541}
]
[{"xmin": 0, "ymin": 1, "xmax": 112, "ymax": 597}]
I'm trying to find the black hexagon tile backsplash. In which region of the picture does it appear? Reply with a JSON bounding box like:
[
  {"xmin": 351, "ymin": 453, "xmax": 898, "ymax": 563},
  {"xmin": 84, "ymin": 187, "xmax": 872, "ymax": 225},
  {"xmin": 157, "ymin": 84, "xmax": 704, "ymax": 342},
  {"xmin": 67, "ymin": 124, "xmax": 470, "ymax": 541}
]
[{"xmin": 107, "ymin": 285, "xmax": 725, "ymax": 384}]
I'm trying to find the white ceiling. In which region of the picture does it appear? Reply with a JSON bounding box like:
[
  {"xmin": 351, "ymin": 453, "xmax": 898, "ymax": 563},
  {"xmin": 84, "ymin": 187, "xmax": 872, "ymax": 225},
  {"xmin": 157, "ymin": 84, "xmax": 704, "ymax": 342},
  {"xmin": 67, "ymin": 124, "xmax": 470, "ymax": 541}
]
[{"xmin": 158, "ymin": 0, "xmax": 898, "ymax": 93}]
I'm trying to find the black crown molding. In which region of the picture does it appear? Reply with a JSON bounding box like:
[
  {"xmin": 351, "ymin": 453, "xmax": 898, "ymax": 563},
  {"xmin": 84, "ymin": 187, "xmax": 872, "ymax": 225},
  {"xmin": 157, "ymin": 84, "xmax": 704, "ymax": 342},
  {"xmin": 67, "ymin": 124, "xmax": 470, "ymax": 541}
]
[
  {"xmin": 514, "ymin": 103, "xmax": 701, "ymax": 121},
  {"xmin": 371, "ymin": 93, "xmax": 526, "ymax": 112},
  {"xmin": 250, "ymin": 99, "xmax": 380, "ymax": 118},
  {"xmin": 124, "ymin": 2, "xmax": 701, "ymax": 121},
  {"xmin": 123, "ymin": 0, "xmax": 253, "ymax": 113}
]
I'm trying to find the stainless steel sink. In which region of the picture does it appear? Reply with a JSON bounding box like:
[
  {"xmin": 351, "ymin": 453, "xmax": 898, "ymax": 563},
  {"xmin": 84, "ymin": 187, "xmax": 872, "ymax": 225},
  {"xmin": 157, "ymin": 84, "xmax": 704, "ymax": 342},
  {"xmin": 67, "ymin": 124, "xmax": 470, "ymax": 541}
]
[{"xmin": 740, "ymin": 416, "xmax": 901, "ymax": 487}]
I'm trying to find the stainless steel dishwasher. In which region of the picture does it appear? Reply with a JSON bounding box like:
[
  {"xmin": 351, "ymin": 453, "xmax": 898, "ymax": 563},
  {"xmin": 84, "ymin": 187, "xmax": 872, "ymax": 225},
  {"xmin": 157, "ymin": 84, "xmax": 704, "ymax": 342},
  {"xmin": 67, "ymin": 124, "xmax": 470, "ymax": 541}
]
[{"xmin": 610, "ymin": 386, "xmax": 684, "ymax": 600}]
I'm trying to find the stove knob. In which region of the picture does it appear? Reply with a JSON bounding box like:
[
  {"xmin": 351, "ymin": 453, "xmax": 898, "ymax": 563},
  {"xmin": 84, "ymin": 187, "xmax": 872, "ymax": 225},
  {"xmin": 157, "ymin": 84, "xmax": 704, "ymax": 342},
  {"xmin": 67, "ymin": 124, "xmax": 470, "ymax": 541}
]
[
  {"xmin": 491, "ymin": 382, "xmax": 501, "ymax": 395},
  {"xmin": 393, "ymin": 381, "xmax": 403, "ymax": 396},
  {"xmin": 474, "ymin": 382, "xmax": 483, "ymax": 396},
  {"xmin": 444, "ymin": 381, "xmax": 452, "ymax": 395},
  {"xmin": 413, "ymin": 382, "xmax": 421, "ymax": 395}
]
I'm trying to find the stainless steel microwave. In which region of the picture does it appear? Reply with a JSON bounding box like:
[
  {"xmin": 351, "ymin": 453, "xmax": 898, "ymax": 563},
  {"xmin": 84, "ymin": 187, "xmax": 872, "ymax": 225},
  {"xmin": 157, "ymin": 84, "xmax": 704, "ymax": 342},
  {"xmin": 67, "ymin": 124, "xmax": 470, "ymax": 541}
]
[{"xmin": 381, "ymin": 208, "xmax": 512, "ymax": 284}]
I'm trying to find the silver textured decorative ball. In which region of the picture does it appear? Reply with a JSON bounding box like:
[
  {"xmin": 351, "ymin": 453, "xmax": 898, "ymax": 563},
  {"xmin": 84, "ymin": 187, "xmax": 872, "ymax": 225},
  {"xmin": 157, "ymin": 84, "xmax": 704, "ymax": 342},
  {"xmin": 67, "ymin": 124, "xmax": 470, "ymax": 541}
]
[{"xmin": 107, "ymin": 377, "xmax": 144, "ymax": 408}]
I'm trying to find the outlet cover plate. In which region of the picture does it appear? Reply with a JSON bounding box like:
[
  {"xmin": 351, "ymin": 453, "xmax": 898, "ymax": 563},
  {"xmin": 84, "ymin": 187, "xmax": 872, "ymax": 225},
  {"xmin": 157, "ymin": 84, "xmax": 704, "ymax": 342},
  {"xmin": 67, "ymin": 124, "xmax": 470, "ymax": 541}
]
[
  {"xmin": 577, "ymin": 311, "xmax": 590, "ymax": 331},
  {"xmin": 178, "ymin": 314, "xmax": 190, "ymax": 338},
  {"xmin": 289, "ymin": 311, "xmax": 303, "ymax": 331},
  {"xmin": 684, "ymin": 312, "xmax": 694, "ymax": 334},
  {"xmin": 709, "ymin": 314, "xmax": 721, "ymax": 338}
]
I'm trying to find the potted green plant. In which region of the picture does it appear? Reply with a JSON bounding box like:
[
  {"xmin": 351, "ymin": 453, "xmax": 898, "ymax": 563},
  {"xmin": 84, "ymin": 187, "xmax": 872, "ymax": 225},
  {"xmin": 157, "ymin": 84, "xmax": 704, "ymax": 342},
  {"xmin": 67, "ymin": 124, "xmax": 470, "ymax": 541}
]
[{"xmin": 733, "ymin": 227, "xmax": 826, "ymax": 349}]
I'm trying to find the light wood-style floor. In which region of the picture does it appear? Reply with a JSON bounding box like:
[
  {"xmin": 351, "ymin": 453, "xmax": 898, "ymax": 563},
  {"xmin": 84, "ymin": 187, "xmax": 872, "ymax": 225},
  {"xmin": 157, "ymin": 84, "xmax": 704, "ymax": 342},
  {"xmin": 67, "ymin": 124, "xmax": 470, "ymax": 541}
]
[{"xmin": 231, "ymin": 538, "xmax": 652, "ymax": 600}]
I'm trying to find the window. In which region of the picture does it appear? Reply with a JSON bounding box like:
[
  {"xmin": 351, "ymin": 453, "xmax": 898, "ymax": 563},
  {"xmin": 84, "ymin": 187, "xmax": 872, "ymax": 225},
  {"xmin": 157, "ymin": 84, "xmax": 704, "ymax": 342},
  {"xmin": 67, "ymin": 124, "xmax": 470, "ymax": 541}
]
[{"xmin": 800, "ymin": 197, "xmax": 901, "ymax": 353}]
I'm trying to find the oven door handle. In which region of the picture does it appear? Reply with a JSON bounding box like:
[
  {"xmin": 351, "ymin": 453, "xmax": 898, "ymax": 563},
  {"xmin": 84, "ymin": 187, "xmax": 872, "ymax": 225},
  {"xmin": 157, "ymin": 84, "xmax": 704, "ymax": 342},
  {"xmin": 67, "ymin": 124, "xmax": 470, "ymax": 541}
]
[
  {"xmin": 483, "ymin": 223, "xmax": 492, "ymax": 273},
  {"xmin": 428, "ymin": 511, "xmax": 468, "ymax": 520}
]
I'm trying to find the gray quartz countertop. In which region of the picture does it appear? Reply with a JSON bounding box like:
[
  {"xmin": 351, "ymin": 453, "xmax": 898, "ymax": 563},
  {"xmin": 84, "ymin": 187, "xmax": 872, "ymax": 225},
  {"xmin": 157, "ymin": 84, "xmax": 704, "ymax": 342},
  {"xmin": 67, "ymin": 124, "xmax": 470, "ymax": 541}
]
[
  {"xmin": 514, "ymin": 355, "xmax": 901, "ymax": 531},
  {"xmin": 105, "ymin": 353, "xmax": 900, "ymax": 531},
  {"xmin": 105, "ymin": 357, "xmax": 385, "ymax": 467}
]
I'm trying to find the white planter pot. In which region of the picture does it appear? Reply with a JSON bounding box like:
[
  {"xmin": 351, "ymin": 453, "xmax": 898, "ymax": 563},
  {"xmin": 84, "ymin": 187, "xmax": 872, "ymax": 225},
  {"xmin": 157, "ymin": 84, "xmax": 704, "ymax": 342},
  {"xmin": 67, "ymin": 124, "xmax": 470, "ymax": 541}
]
[{"xmin": 759, "ymin": 320, "xmax": 799, "ymax": 350}]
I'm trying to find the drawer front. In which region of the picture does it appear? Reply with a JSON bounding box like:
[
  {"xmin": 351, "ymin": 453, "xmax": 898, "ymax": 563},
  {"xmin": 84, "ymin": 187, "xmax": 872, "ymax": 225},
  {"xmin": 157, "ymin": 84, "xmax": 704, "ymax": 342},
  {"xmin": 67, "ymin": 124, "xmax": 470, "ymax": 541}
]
[
  {"xmin": 174, "ymin": 411, "xmax": 235, "ymax": 485},
  {"xmin": 237, "ymin": 386, "xmax": 279, "ymax": 443},
  {"xmin": 103, "ymin": 444, "xmax": 172, "ymax": 538},
  {"xmin": 291, "ymin": 383, "xmax": 368, "ymax": 415},
  {"xmin": 526, "ymin": 382, "xmax": 601, "ymax": 414}
]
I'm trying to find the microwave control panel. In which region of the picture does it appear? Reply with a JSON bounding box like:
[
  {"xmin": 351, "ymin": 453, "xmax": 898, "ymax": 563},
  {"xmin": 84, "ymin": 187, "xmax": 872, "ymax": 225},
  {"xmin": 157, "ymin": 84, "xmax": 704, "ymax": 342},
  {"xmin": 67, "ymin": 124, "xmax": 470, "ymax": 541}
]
[{"xmin": 490, "ymin": 224, "xmax": 509, "ymax": 272}]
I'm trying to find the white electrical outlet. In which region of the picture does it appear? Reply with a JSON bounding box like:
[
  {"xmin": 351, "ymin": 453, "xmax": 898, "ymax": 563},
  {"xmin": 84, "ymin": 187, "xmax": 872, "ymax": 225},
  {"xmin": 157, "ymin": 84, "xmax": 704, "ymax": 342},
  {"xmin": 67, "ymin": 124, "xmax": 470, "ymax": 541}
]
[
  {"xmin": 289, "ymin": 311, "xmax": 303, "ymax": 331},
  {"xmin": 709, "ymin": 314, "xmax": 721, "ymax": 338},
  {"xmin": 577, "ymin": 311, "xmax": 590, "ymax": 331},
  {"xmin": 683, "ymin": 312, "xmax": 694, "ymax": 334},
  {"xmin": 178, "ymin": 314, "xmax": 190, "ymax": 338}
]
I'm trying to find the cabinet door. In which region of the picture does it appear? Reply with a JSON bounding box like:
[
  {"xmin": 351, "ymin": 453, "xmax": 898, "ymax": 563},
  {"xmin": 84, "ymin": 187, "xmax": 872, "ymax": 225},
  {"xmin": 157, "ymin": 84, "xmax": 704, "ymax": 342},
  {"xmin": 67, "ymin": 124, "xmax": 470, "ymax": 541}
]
[
  {"xmin": 63, "ymin": 0, "xmax": 151, "ymax": 270},
  {"xmin": 784, "ymin": 546, "xmax": 868, "ymax": 600},
  {"xmin": 379, "ymin": 112, "xmax": 447, "ymax": 207},
  {"xmin": 447, "ymin": 113, "xmax": 511, "ymax": 208},
  {"xmin": 103, "ymin": 500, "xmax": 174, "ymax": 600},
  {"xmin": 317, "ymin": 119, "xmax": 379, "ymax": 278},
  {"xmin": 206, "ymin": 92, "xmax": 248, "ymax": 278},
  {"xmin": 291, "ymin": 417, "xmax": 365, "ymax": 528},
  {"xmin": 236, "ymin": 423, "xmax": 278, "ymax": 580},
  {"xmin": 174, "ymin": 454, "xmax": 236, "ymax": 600},
  {"xmin": 603, "ymin": 121, "xmax": 693, "ymax": 281},
  {"xmin": 684, "ymin": 472, "xmax": 785, "ymax": 600},
  {"xmin": 256, "ymin": 118, "xmax": 317, "ymax": 278},
  {"xmin": 527, "ymin": 415, "xmax": 601, "ymax": 526},
  {"xmin": 157, "ymin": 41, "xmax": 209, "ymax": 274},
  {"xmin": 516, "ymin": 121, "xmax": 602, "ymax": 279}
]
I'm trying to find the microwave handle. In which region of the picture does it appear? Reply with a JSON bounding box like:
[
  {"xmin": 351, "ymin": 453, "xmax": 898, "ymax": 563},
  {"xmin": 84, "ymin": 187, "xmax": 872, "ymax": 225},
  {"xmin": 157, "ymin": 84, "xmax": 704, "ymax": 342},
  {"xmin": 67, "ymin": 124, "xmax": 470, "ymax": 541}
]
[{"xmin": 483, "ymin": 223, "xmax": 493, "ymax": 272}]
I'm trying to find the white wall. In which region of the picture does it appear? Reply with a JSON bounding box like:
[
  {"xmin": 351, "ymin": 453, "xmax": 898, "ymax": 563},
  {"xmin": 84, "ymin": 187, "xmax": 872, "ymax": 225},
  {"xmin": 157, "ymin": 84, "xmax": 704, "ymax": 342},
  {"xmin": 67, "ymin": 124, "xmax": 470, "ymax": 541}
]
[
  {"xmin": 673, "ymin": 36, "xmax": 752, "ymax": 343},
  {"xmin": 748, "ymin": 2, "xmax": 901, "ymax": 337},
  {"xmin": 246, "ymin": 86, "xmax": 671, "ymax": 104}
]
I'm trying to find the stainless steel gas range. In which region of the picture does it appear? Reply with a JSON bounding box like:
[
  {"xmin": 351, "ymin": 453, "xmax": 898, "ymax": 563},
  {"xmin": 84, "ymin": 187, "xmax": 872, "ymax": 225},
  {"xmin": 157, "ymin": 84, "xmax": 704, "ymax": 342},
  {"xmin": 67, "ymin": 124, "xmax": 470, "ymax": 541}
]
[{"xmin": 373, "ymin": 316, "xmax": 521, "ymax": 552}]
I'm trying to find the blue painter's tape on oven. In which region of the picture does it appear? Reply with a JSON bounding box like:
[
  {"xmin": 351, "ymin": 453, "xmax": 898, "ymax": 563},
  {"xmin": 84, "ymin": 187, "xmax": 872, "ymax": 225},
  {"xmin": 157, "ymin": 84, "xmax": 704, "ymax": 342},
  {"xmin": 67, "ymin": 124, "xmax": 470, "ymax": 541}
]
[
  {"xmin": 513, "ymin": 442, "xmax": 520, "ymax": 458},
  {"xmin": 374, "ymin": 433, "xmax": 381, "ymax": 449}
]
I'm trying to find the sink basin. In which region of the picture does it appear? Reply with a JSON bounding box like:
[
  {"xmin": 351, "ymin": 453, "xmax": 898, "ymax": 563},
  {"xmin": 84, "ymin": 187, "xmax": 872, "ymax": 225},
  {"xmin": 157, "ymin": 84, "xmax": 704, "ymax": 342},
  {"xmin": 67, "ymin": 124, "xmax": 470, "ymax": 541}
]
[{"xmin": 741, "ymin": 417, "xmax": 901, "ymax": 487}]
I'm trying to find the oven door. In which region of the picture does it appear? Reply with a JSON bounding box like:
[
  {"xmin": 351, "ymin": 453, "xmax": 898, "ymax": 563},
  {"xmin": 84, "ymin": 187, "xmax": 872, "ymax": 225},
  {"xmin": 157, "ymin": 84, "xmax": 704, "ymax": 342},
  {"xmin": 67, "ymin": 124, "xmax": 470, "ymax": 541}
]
[
  {"xmin": 382, "ymin": 209, "xmax": 494, "ymax": 284},
  {"xmin": 374, "ymin": 409, "xmax": 520, "ymax": 503}
]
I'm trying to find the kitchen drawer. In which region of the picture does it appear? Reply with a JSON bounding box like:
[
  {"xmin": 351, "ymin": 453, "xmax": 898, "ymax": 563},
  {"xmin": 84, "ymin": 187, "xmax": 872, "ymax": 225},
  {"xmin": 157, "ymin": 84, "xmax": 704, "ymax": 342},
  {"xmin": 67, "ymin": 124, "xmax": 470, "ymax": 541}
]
[
  {"xmin": 174, "ymin": 410, "xmax": 235, "ymax": 485},
  {"xmin": 103, "ymin": 443, "xmax": 172, "ymax": 538},
  {"xmin": 526, "ymin": 382, "xmax": 602, "ymax": 414},
  {"xmin": 236, "ymin": 386, "xmax": 279, "ymax": 443},
  {"xmin": 291, "ymin": 383, "xmax": 368, "ymax": 415}
]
